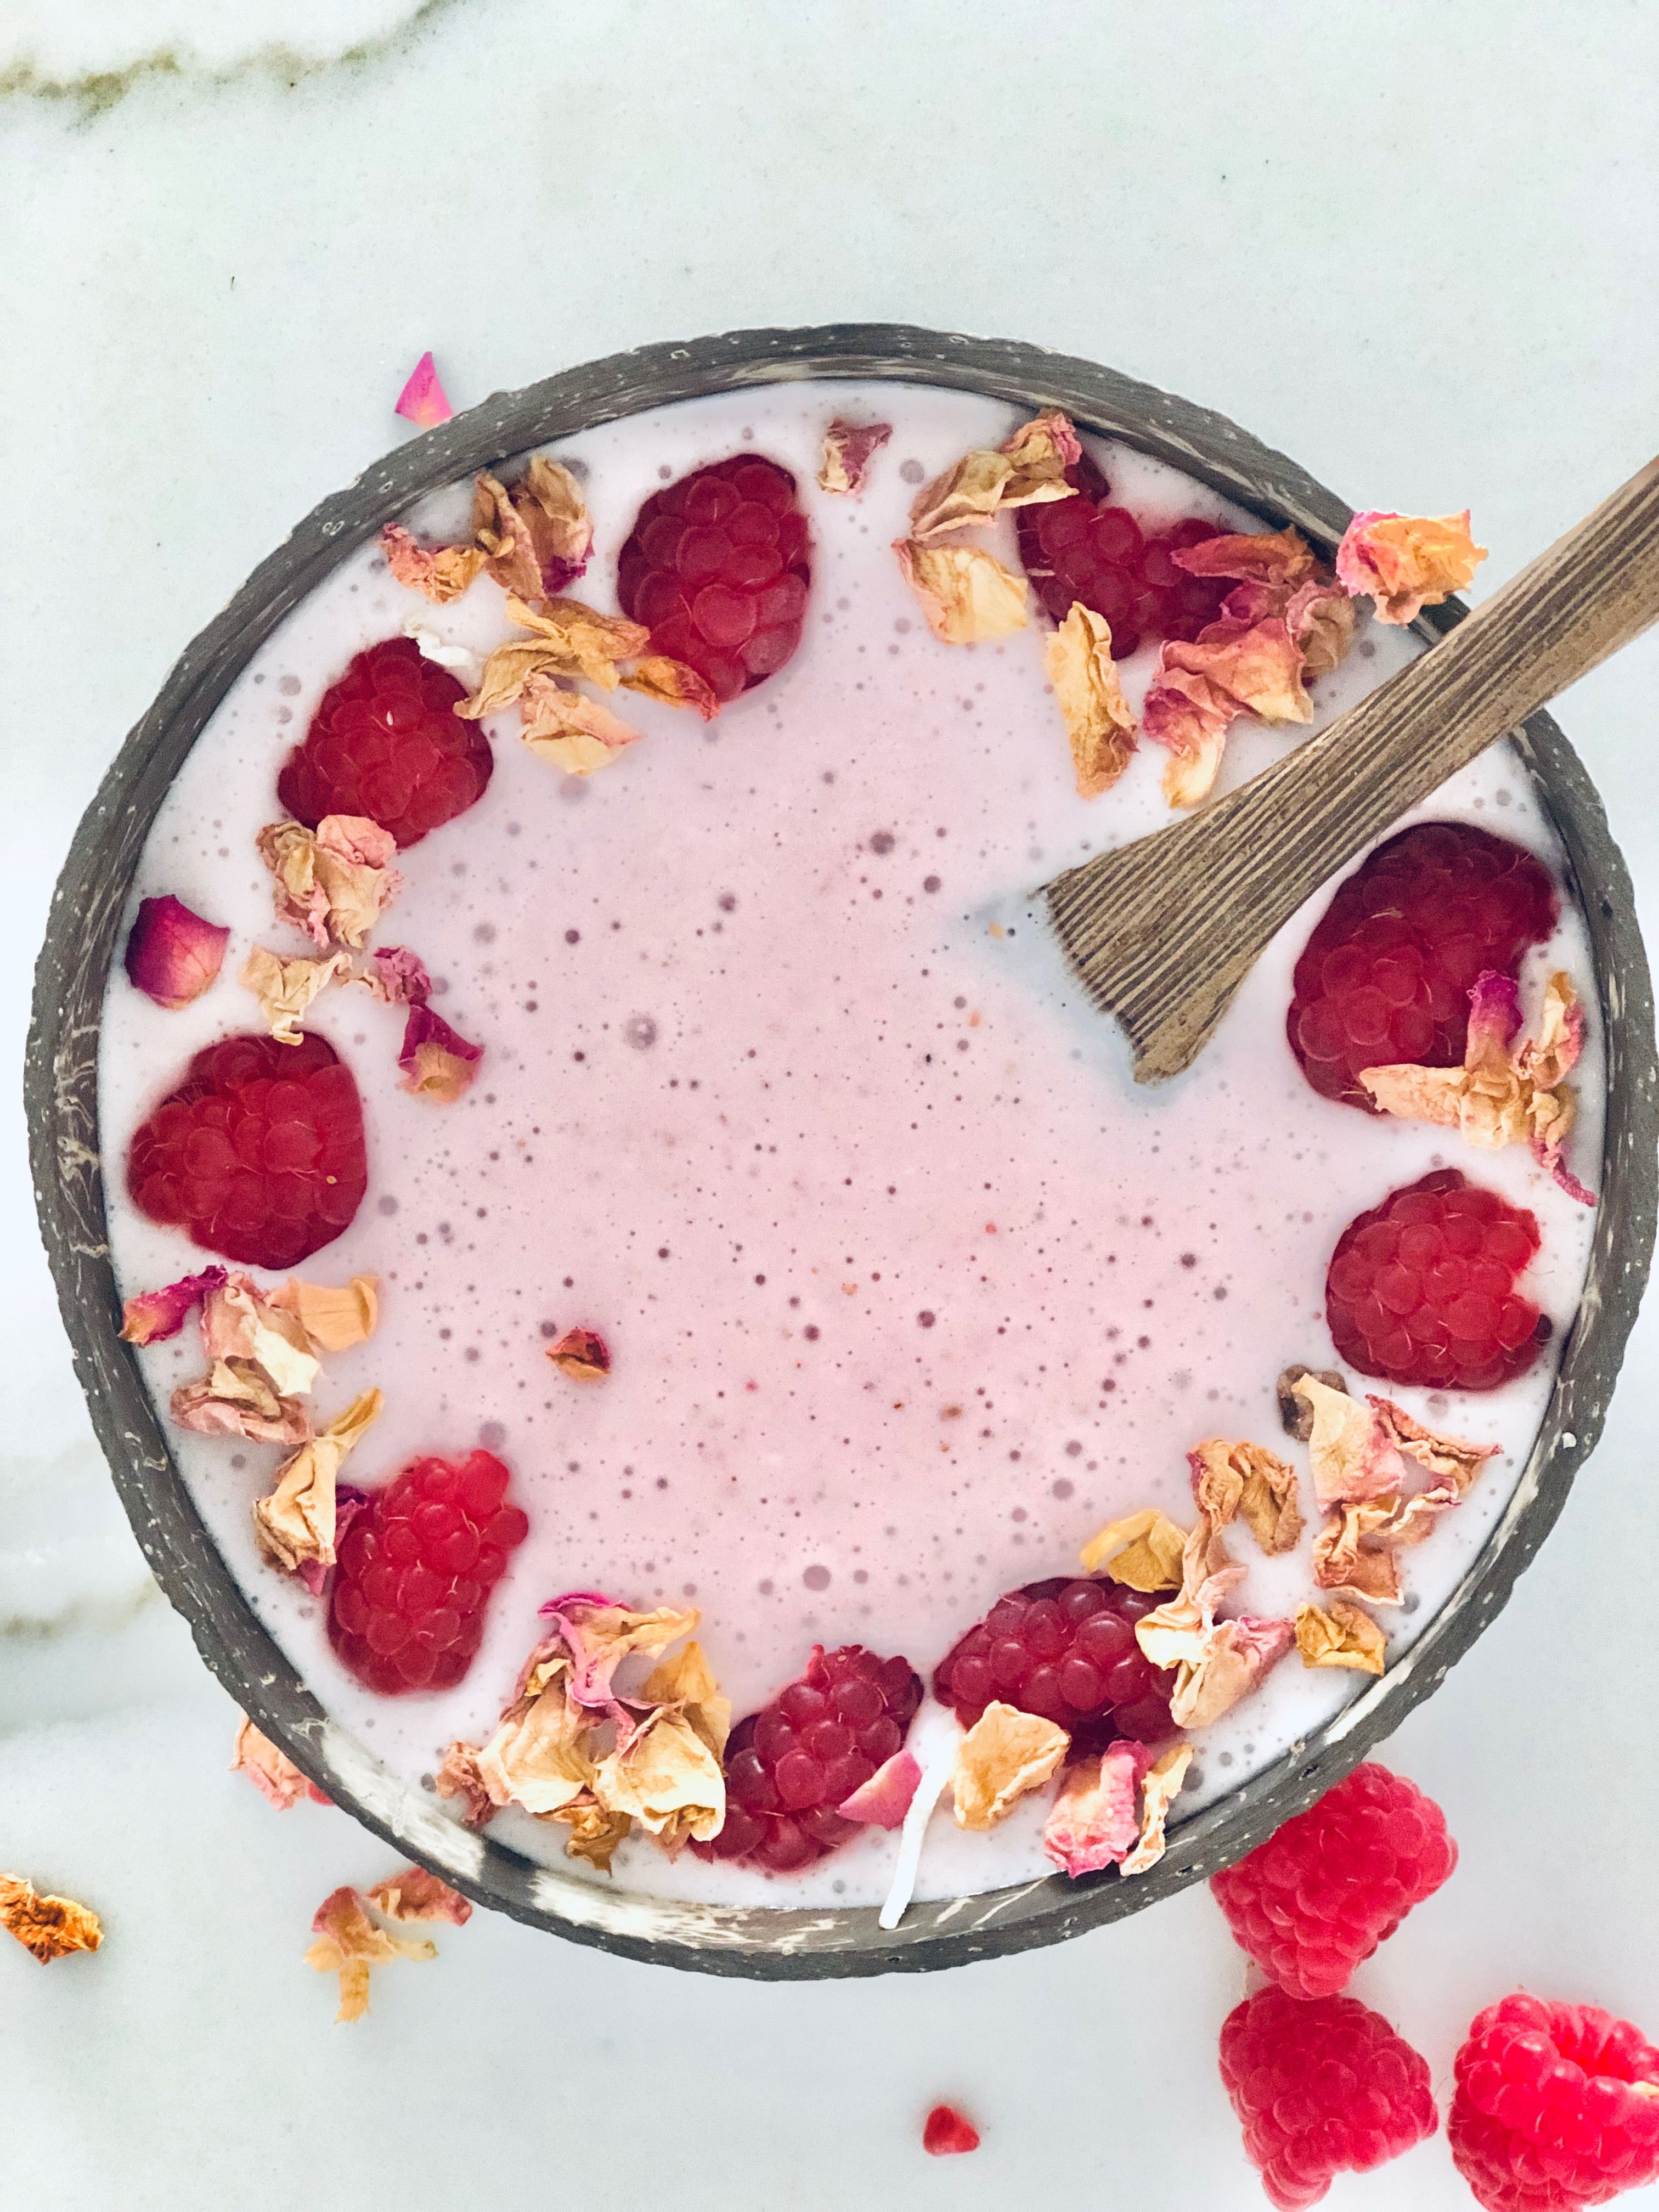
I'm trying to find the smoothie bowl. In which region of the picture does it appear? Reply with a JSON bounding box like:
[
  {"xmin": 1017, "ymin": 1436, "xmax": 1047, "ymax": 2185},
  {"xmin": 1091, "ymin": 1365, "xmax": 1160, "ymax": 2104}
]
[{"xmin": 26, "ymin": 325, "xmax": 1657, "ymax": 1978}]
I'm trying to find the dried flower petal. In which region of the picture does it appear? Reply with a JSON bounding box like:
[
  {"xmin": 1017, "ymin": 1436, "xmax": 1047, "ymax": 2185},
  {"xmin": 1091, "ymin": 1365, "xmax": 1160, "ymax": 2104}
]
[
  {"xmin": 591, "ymin": 1701, "xmax": 726, "ymax": 1848},
  {"xmin": 381, "ymin": 524, "xmax": 487, "ymax": 604},
  {"xmin": 1046, "ymin": 603, "xmax": 1137, "ymax": 797},
  {"xmin": 258, "ymin": 815, "xmax": 402, "ymax": 951},
  {"xmin": 619, "ymin": 655, "xmax": 720, "ymax": 720},
  {"xmin": 818, "ymin": 418, "xmax": 893, "ymax": 496},
  {"xmin": 473, "ymin": 1667, "xmax": 597, "ymax": 1818},
  {"xmin": 171, "ymin": 1360, "xmax": 311, "ymax": 1444},
  {"xmin": 305, "ymin": 1885, "xmax": 437, "ymax": 2023},
  {"xmin": 1277, "ymin": 1363, "xmax": 1347, "ymax": 1441},
  {"xmin": 270, "ymin": 1274, "xmax": 379, "ymax": 1352},
  {"xmin": 1042, "ymin": 1740, "xmax": 1153, "ymax": 1875},
  {"xmin": 394, "ymin": 351, "xmax": 453, "ymax": 430},
  {"xmin": 1311, "ymin": 1498, "xmax": 1407, "ymax": 1605},
  {"xmin": 1336, "ymin": 509, "xmax": 1487, "ymax": 623},
  {"xmin": 353, "ymin": 945, "xmax": 432, "ymax": 1007},
  {"xmin": 1295, "ymin": 1600, "xmax": 1386, "ymax": 1675},
  {"xmin": 398, "ymin": 1005, "xmax": 483, "ymax": 1102},
  {"xmin": 253, "ymin": 1389, "xmax": 383, "ymax": 1576},
  {"xmin": 536, "ymin": 1596, "xmax": 700, "ymax": 1709},
  {"xmin": 894, "ymin": 540, "xmax": 1029, "ymax": 643},
  {"xmin": 200, "ymin": 1273, "xmax": 321, "ymax": 1397},
  {"xmin": 553, "ymin": 1802, "xmax": 634, "ymax": 1872},
  {"xmin": 0, "ymin": 1874, "xmax": 102, "ymax": 1962},
  {"xmin": 517, "ymin": 674, "xmax": 643, "ymax": 775},
  {"xmin": 1285, "ymin": 576, "xmax": 1359, "ymax": 679},
  {"xmin": 366, "ymin": 1869, "xmax": 472, "ymax": 1926},
  {"xmin": 1120, "ymin": 1743, "xmax": 1195, "ymax": 1877},
  {"xmin": 907, "ymin": 413, "xmax": 1079, "ymax": 543},
  {"xmin": 240, "ymin": 946, "xmax": 349, "ymax": 1045},
  {"xmin": 1369, "ymin": 1395, "xmax": 1499, "ymax": 1495},
  {"xmin": 1296, "ymin": 1373, "xmax": 1407, "ymax": 1506},
  {"xmin": 546, "ymin": 1326, "xmax": 610, "ymax": 1380},
  {"xmin": 838, "ymin": 1748, "xmax": 922, "ymax": 1828},
  {"xmin": 1188, "ymin": 1438, "xmax": 1302, "ymax": 1556},
  {"xmin": 952, "ymin": 1701, "xmax": 1069, "ymax": 1830},
  {"xmin": 1171, "ymin": 527, "xmax": 1316, "ymax": 586},
  {"xmin": 123, "ymin": 895, "xmax": 229, "ymax": 1009},
  {"xmin": 1135, "ymin": 1511, "xmax": 1291, "ymax": 1728},
  {"xmin": 120, "ymin": 1265, "xmax": 228, "ymax": 1346},
  {"xmin": 472, "ymin": 461, "xmax": 594, "ymax": 600},
  {"xmin": 1078, "ymin": 1506, "xmax": 1187, "ymax": 1591},
  {"xmin": 231, "ymin": 1717, "xmax": 331, "ymax": 1808},
  {"xmin": 435, "ymin": 1741, "xmax": 496, "ymax": 1829}
]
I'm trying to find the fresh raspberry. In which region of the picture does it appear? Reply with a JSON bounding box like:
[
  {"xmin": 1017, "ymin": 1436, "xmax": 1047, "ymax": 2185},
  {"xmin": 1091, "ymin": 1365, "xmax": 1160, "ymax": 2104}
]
[
  {"xmin": 1015, "ymin": 453, "xmax": 1231, "ymax": 653},
  {"xmin": 923, "ymin": 2106, "xmax": 981, "ymax": 2156},
  {"xmin": 1449, "ymin": 1993, "xmax": 1659, "ymax": 2211},
  {"xmin": 932, "ymin": 1576, "xmax": 1176, "ymax": 1752},
  {"xmin": 1288, "ymin": 821, "xmax": 1558, "ymax": 1109},
  {"xmin": 616, "ymin": 455, "xmax": 810, "ymax": 703},
  {"xmin": 276, "ymin": 636, "xmax": 492, "ymax": 847},
  {"xmin": 126, "ymin": 1030, "xmax": 367, "ymax": 1270},
  {"xmin": 1326, "ymin": 1167, "xmax": 1547, "ymax": 1392},
  {"xmin": 1210, "ymin": 1762, "xmax": 1457, "ymax": 2000},
  {"xmin": 327, "ymin": 1451, "xmax": 529, "ymax": 1695},
  {"xmin": 1220, "ymin": 1987, "xmax": 1438, "ymax": 2209},
  {"xmin": 692, "ymin": 1644, "xmax": 922, "ymax": 1872}
]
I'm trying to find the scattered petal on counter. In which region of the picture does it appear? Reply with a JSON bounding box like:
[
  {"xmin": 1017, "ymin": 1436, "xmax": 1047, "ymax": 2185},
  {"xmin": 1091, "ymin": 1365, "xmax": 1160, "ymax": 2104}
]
[
  {"xmin": 305, "ymin": 1884, "xmax": 437, "ymax": 2023},
  {"xmin": 393, "ymin": 351, "xmax": 453, "ymax": 430},
  {"xmin": 123, "ymin": 894, "xmax": 229, "ymax": 1009},
  {"xmin": 472, "ymin": 459, "xmax": 594, "ymax": 600},
  {"xmin": 258, "ymin": 815, "xmax": 403, "ymax": 951},
  {"xmin": 1079, "ymin": 1505, "xmax": 1186, "ymax": 1591},
  {"xmin": 907, "ymin": 411, "xmax": 1079, "ymax": 541},
  {"xmin": 1042, "ymin": 1740, "xmax": 1153, "ymax": 1875},
  {"xmin": 818, "ymin": 417, "xmax": 893, "ymax": 496},
  {"xmin": 252, "ymin": 1389, "xmax": 383, "ymax": 1576},
  {"xmin": 1188, "ymin": 1438, "xmax": 1302, "ymax": 1556},
  {"xmin": 619, "ymin": 654, "xmax": 720, "ymax": 719},
  {"xmin": 1362, "ymin": 970, "xmax": 1594, "ymax": 1204},
  {"xmin": 1120, "ymin": 1743, "xmax": 1195, "ymax": 1877},
  {"xmin": 1296, "ymin": 1600, "xmax": 1387, "ymax": 1675},
  {"xmin": 366, "ymin": 1869, "xmax": 473, "ymax": 1926},
  {"xmin": 1335, "ymin": 508, "xmax": 1487, "ymax": 624},
  {"xmin": 270, "ymin": 1274, "xmax": 379, "ymax": 1352},
  {"xmin": 1277, "ymin": 1362, "xmax": 1347, "ymax": 1441},
  {"xmin": 240, "ymin": 946, "xmax": 350, "ymax": 1044},
  {"xmin": 1296, "ymin": 1373, "xmax": 1407, "ymax": 1506},
  {"xmin": 1045, "ymin": 603, "xmax": 1137, "ymax": 797},
  {"xmin": 952, "ymin": 1702, "xmax": 1069, "ymax": 1831},
  {"xmin": 893, "ymin": 539, "xmax": 1029, "ymax": 643},
  {"xmin": 1136, "ymin": 1512, "xmax": 1293, "ymax": 1729},
  {"xmin": 0, "ymin": 1874, "xmax": 103, "ymax": 1963},
  {"xmin": 119, "ymin": 1264, "xmax": 228, "ymax": 1346},
  {"xmin": 545, "ymin": 1325, "xmax": 611, "ymax": 1380},
  {"xmin": 838, "ymin": 1748, "xmax": 923, "ymax": 1828},
  {"xmin": 922, "ymin": 2106, "xmax": 982, "ymax": 2157},
  {"xmin": 397, "ymin": 1005, "xmax": 483, "ymax": 1102},
  {"xmin": 382, "ymin": 523, "xmax": 487, "ymax": 603},
  {"xmin": 517, "ymin": 674, "xmax": 643, "ymax": 776},
  {"xmin": 230, "ymin": 1717, "xmax": 331, "ymax": 1808}
]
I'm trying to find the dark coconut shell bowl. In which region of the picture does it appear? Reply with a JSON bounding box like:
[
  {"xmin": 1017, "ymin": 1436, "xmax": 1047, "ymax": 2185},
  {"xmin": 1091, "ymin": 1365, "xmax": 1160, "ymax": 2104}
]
[{"xmin": 26, "ymin": 326, "xmax": 1658, "ymax": 1977}]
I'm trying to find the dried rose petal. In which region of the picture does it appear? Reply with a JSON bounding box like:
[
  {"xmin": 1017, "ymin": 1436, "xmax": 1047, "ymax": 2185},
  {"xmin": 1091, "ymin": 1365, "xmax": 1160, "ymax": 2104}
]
[
  {"xmin": 1171, "ymin": 526, "xmax": 1316, "ymax": 587},
  {"xmin": 545, "ymin": 1325, "xmax": 610, "ymax": 1380},
  {"xmin": 381, "ymin": 524, "xmax": 487, "ymax": 604},
  {"xmin": 0, "ymin": 1874, "xmax": 102, "ymax": 1963},
  {"xmin": 398, "ymin": 1005, "xmax": 482, "ymax": 1102},
  {"xmin": 838, "ymin": 1748, "xmax": 922, "ymax": 1829},
  {"xmin": 231, "ymin": 1717, "xmax": 331, "ymax": 1808},
  {"xmin": 270, "ymin": 1273, "xmax": 379, "ymax": 1352},
  {"xmin": 894, "ymin": 539, "xmax": 1029, "ymax": 643},
  {"xmin": 517, "ymin": 675, "xmax": 642, "ymax": 776},
  {"xmin": 1045, "ymin": 603, "xmax": 1137, "ymax": 797},
  {"xmin": 1119, "ymin": 1743, "xmax": 1194, "ymax": 1877},
  {"xmin": 1336, "ymin": 508, "xmax": 1487, "ymax": 623},
  {"xmin": 1369, "ymin": 1396, "xmax": 1498, "ymax": 1495},
  {"xmin": 258, "ymin": 816, "xmax": 402, "ymax": 951},
  {"xmin": 1295, "ymin": 1600, "xmax": 1386, "ymax": 1675},
  {"xmin": 1135, "ymin": 1510, "xmax": 1293, "ymax": 1728},
  {"xmin": 120, "ymin": 1265, "xmax": 227, "ymax": 1346},
  {"xmin": 818, "ymin": 419, "xmax": 893, "ymax": 496},
  {"xmin": 952, "ymin": 1701, "xmax": 1069, "ymax": 1830},
  {"xmin": 435, "ymin": 1741, "xmax": 495, "ymax": 1829},
  {"xmin": 461, "ymin": 595, "xmax": 650, "ymax": 709},
  {"xmin": 171, "ymin": 1362, "xmax": 312, "ymax": 1444},
  {"xmin": 619, "ymin": 656, "xmax": 720, "ymax": 720},
  {"xmin": 240, "ymin": 946, "xmax": 349, "ymax": 1045},
  {"xmin": 354, "ymin": 946, "xmax": 432, "ymax": 1007},
  {"xmin": 305, "ymin": 1884, "xmax": 437, "ymax": 2022},
  {"xmin": 394, "ymin": 351, "xmax": 453, "ymax": 430},
  {"xmin": 1042, "ymin": 1740, "xmax": 1153, "ymax": 1875},
  {"xmin": 366, "ymin": 1869, "xmax": 472, "ymax": 1926},
  {"xmin": 123, "ymin": 895, "xmax": 229, "ymax": 1009},
  {"xmin": 472, "ymin": 461, "xmax": 594, "ymax": 600},
  {"xmin": 253, "ymin": 1389, "xmax": 383, "ymax": 1577},
  {"xmin": 1078, "ymin": 1505, "xmax": 1186, "ymax": 1590},
  {"xmin": 1188, "ymin": 1438, "xmax": 1302, "ymax": 1556},
  {"xmin": 1295, "ymin": 1374, "xmax": 1407, "ymax": 1507}
]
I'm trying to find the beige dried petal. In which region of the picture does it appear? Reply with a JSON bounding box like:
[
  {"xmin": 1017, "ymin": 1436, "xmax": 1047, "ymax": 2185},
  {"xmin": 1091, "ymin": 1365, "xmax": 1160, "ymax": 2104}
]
[
  {"xmin": 171, "ymin": 1359, "xmax": 312, "ymax": 1444},
  {"xmin": 272, "ymin": 1274, "xmax": 379, "ymax": 1352},
  {"xmin": 818, "ymin": 418, "xmax": 893, "ymax": 496},
  {"xmin": 952, "ymin": 1702, "xmax": 1069, "ymax": 1830},
  {"xmin": 1120, "ymin": 1744, "xmax": 1195, "ymax": 1877},
  {"xmin": 619, "ymin": 656, "xmax": 719, "ymax": 720},
  {"xmin": 516, "ymin": 456, "xmax": 594, "ymax": 579},
  {"xmin": 257, "ymin": 821, "xmax": 331, "ymax": 947},
  {"xmin": 1336, "ymin": 509, "xmax": 1487, "ymax": 624},
  {"xmin": 591, "ymin": 1704, "xmax": 726, "ymax": 1846},
  {"xmin": 366, "ymin": 1869, "xmax": 472, "ymax": 1926},
  {"xmin": 381, "ymin": 523, "xmax": 488, "ymax": 604},
  {"xmin": 538, "ymin": 1600, "xmax": 700, "ymax": 1706},
  {"xmin": 1286, "ymin": 578, "xmax": 1358, "ymax": 680},
  {"xmin": 434, "ymin": 1742, "xmax": 495, "ymax": 1829},
  {"xmin": 305, "ymin": 1886, "xmax": 436, "ymax": 2023},
  {"xmin": 1297, "ymin": 1374, "xmax": 1407, "ymax": 1507},
  {"xmin": 1135, "ymin": 1509, "xmax": 1291, "ymax": 1726},
  {"xmin": 1296, "ymin": 1599, "xmax": 1387, "ymax": 1675},
  {"xmin": 638, "ymin": 1640, "xmax": 732, "ymax": 1764},
  {"xmin": 998, "ymin": 410, "xmax": 1082, "ymax": 486},
  {"xmin": 1042, "ymin": 1743, "xmax": 1152, "ymax": 1875},
  {"xmin": 240, "ymin": 947, "xmax": 349, "ymax": 1046},
  {"xmin": 907, "ymin": 414, "xmax": 1078, "ymax": 540},
  {"xmin": 474, "ymin": 1672, "xmax": 597, "ymax": 1818},
  {"xmin": 517, "ymin": 674, "xmax": 642, "ymax": 776},
  {"xmin": 1312, "ymin": 1499, "xmax": 1406, "ymax": 1605},
  {"xmin": 202, "ymin": 1274, "xmax": 321, "ymax": 1398},
  {"xmin": 0, "ymin": 1873, "xmax": 102, "ymax": 1963},
  {"xmin": 504, "ymin": 593, "xmax": 651, "ymax": 684},
  {"xmin": 550, "ymin": 1799, "xmax": 633, "ymax": 1872},
  {"xmin": 1079, "ymin": 1506, "xmax": 1187, "ymax": 1592},
  {"xmin": 1187, "ymin": 1439, "xmax": 1302, "ymax": 1554},
  {"xmin": 894, "ymin": 540, "xmax": 1029, "ymax": 643},
  {"xmin": 1046, "ymin": 603, "xmax": 1137, "ymax": 797},
  {"xmin": 252, "ymin": 1389, "xmax": 382, "ymax": 1575},
  {"xmin": 256, "ymin": 817, "xmax": 400, "ymax": 951},
  {"xmin": 1369, "ymin": 1396, "xmax": 1498, "ymax": 1496}
]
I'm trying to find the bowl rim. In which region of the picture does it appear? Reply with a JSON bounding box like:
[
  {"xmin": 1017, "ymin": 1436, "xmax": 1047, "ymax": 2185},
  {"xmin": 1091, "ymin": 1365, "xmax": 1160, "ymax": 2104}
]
[{"xmin": 26, "ymin": 321, "xmax": 1658, "ymax": 1978}]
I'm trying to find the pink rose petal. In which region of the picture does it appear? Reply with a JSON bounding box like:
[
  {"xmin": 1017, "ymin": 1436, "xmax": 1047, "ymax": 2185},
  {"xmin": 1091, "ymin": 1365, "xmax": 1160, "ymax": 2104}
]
[
  {"xmin": 394, "ymin": 351, "xmax": 454, "ymax": 430},
  {"xmin": 119, "ymin": 1265, "xmax": 228, "ymax": 1347},
  {"xmin": 838, "ymin": 1748, "xmax": 922, "ymax": 1828},
  {"xmin": 123, "ymin": 895, "xmax": 230, "ymax": 1009},
  {"xmin": 397, "ymin": 1004, "xmax": 482, "ymax": 1102}
]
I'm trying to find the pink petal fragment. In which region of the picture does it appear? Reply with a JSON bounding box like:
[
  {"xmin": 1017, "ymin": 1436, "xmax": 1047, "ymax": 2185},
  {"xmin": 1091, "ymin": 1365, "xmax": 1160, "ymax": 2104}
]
[
  {"xmin": 397, "ymin": 1005, "xmax": 483, "ymax": 1103},
  {"xmin": 366, "ymin": 1868, "xmax": 473, "ymax": 1926},
  {"xmin": 1042, "ymin": 1740, "xmax": 1154, "ymax": 1875},
  {"xmin": 363, "ymin": 945, "xmax": 433, "ymax": 1006},
  {"xmin": 120, "ymin": 1265, "xmax": 228, "ymax": 1346},
  {"xmin": 123, "ymin": 895, "xmax": 230, "ymax": 1009},
  {"xmin": 1171, "ymin": 527, "xmax": 1314, "ymax": 586},
  {"xmin": 394, "ymin": 351, "xmax": 453, "ymax": 430},
  {"xmin": 818, "ymin": 419, "xmax": 893, "ymax": 496},
  {"xmin": 838, "ymin": 1748, "xmax": 922, "ymax": 1828},
  {"xmin": 1335, "ymin": 508, "xmax": 1487, "ymax": 623},
  {"xmin": 231, "ymin": 1717, "xmax": 331, "ymax": 1808}
]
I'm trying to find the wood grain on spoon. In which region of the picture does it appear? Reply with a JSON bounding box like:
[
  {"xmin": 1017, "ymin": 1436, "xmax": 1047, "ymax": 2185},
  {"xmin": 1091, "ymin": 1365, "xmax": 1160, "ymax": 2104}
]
[{"xmin": 1045, "ymin": 455, "xmax": 1659, "ymax": 1084}]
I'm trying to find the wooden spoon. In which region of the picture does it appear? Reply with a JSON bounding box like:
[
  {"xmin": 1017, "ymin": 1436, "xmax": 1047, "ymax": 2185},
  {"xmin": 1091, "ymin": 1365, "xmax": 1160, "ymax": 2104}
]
[{"xmin": 1043, "ymin": 455, "xmax": 1659, "ymax": 1082}]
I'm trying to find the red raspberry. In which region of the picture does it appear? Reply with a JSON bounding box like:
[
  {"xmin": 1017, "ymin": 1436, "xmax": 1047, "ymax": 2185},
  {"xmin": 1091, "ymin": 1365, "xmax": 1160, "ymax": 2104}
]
[
  {"xmin": 1211, "ymin": 1762, "xmax": 1457, "ymax": 2000},
  {"xmin": 276, "ymin": 636, "xmax": 492, "ymax": 848},
  {"xmin": 1220, "ymin": 1987, "xmax": 1438, "ymax": 2209},
  {"xmin": 126, "ymin": 1030, "xmax": 367, "ymax": 1270},
  {"xmin": 932, "ymin": 1576, "xmax": 1176, "ymax": 1752},
  {"xmin": 1288, "ymin": 821, "xmax": 1558, "ymax": 1109},
  {"xmin": 1449, "ymin": 1993, "xmax": 1659, "ymax": 2211},
  {"xmin": 327, "ymin": 1451, "xmax": 529, "ymax": 1695},
  {"xmin": 692, "ymin": 1644, "xmax": 922, "ymax": 1872},
  {"xmin": 1015, "ymin": 453, "xmax": 1231, "ymax": 653},
  {"xmin": 923, "ymin": 2106, "xmax": 981, "ymax": 2156},
  {"xmin": 1326, "ymin": 1167, "xmax": 1547, "ymax": 1392},
  {"xmin": 616, "ymin": 455, "xmax": 810, "ymax": 703}
]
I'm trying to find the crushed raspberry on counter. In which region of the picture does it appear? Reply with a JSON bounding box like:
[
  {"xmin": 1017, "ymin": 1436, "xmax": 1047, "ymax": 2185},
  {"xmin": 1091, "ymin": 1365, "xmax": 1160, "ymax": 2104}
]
[
  {"xmin": 932, "ymin": 1576, "xmax": 1176, "ymax": 1751},
  {"xmin": 1014, "ymin": 448, "xmax": 1231, "ymax": 652},
  {"xmin": 922, "ymin": 2105, "xmax": 981, "ymax": 2156}
]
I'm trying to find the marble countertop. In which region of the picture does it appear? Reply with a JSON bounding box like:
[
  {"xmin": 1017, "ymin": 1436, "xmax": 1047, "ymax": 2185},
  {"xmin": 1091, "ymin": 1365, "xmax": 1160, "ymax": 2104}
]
[{"xmin": 3, "ymin": 4, "xmax": 1657, "ymax": 2205}]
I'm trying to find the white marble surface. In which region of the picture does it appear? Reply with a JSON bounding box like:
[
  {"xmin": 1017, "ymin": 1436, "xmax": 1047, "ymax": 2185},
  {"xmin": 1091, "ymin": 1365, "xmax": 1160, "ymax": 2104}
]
[{"xmin": 2, "ymin": 4, "xmax": 1656, "ymax": 2205}]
